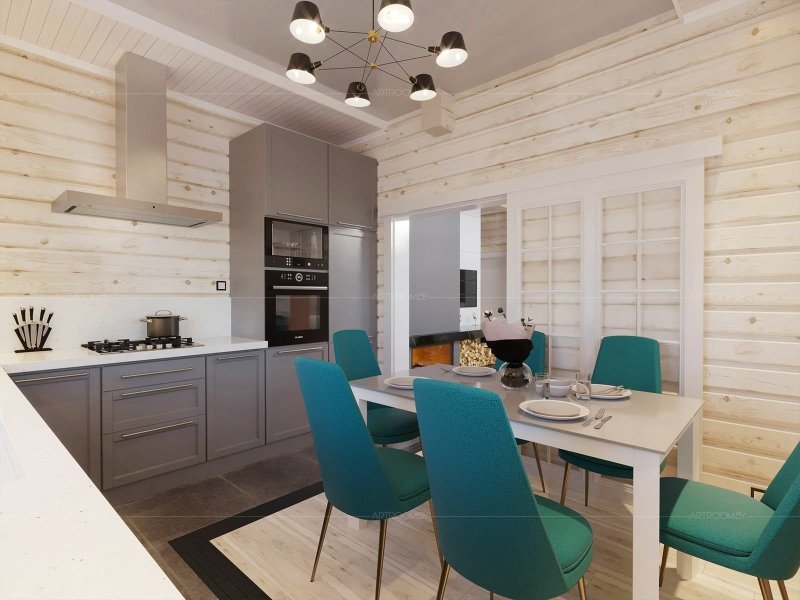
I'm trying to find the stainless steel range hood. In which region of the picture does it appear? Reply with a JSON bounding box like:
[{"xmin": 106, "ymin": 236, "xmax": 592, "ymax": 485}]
[{"xmin": 52, "ymin": 53, "xmax": 222, "ymax": 228}]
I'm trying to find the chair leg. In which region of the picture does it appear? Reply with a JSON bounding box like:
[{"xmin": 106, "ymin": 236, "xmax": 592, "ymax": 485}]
[
  {"xmin": 429, "ymin": 499, "xmax": 444, "ymax": 567},
  {"xmin": 758, "ymin": 578, "xmax": 775, "ymax": 600},
  {"xmin": 435, "ymin": 560, "xmax": 451, "ymax": 600},
  {"xmin": 532, "ymin": 443, "xmax": 546, "ymax": 493},
  {"xmin": 489, "ymin": 593, "xmax": 494, "ymax": 600},
  {"xmin": 777, "ymin": 580, "xmax": 789, "ymax": 600},
  {"xmin": 659, "ymin": 545, "xmax": 669, "ymax": 587},
  {"xmin": 584, "ymin": 469, "xmax": 590, "ymax": 507},
  {"xmin": 310, "ymin": 501, "xmax": 332, "ymax": 582},
  {"xmin": 375, "ymin": 519, "xmax": 388, "ymax": 600},
  {"xmin": 560, "ymin": 462, "xmax": 571, "ymax": 505},
  {"xmin": 578, "ymin": 576, "xmax": 588, "ymax": 600}
]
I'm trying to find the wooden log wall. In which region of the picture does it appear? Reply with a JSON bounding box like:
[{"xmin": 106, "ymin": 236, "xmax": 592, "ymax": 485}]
[
  {"xmin": 365, "ymin": 0, "xmax": 800, "ymax": 491},
  {"xmin": 0, "ymin": 43, "xmax": 255, "ymax": 296}
]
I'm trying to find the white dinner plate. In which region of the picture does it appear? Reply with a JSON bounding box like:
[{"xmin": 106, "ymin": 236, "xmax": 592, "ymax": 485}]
[
  {"xmin": 384, "ymin": 376, "xmax": 427, "ymax": 390},
  {"xmin": 452, "ymin": 365, "xmax": 496, "ymax": 377},
  {"xmin": 571, "ymin": 383, "xmax": 632, "ymax": 400},
  {"xmin": 519, "ymin": 400, "xmax": 590, "ymax": 421}
]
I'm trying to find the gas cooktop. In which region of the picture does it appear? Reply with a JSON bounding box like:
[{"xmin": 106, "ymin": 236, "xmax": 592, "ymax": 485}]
[{"xmin": 82, "ymin": 337, "xmax": 202, "ymax": 354}]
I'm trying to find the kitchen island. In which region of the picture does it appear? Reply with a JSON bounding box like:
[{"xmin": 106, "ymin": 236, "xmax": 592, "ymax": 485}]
[{"xmin": 0, "ymin": 337, "xmax": 270, "ymax": 600}]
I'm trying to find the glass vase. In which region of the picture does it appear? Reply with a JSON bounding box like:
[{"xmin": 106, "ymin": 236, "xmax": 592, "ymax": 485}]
[{"xmin": 498, "ymin": 361, "xmax": 533, "ymax": 390}]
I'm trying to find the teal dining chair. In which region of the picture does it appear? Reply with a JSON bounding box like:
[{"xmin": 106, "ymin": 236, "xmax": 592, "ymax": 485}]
[
  {"xmin": 558, "ymin": 335, "xmax": 663, "ymax": 506},
  {"xmin": 659, "ymin": 441, "xmax": 800, "ymax": 600},
  {"xmin": 414, "ymin": 378, "xmax": 593, "ymax": 600},
  {"xmin": 294, "ymin": 358, "xmax": 437, "ymax": 600},
  {"xmin": 494, "ymin": 329, "xmax": 548, "ymax": 492},
  {"xmin": 333, "ymin": 329, "xmax": 421, "ymax": 446}
]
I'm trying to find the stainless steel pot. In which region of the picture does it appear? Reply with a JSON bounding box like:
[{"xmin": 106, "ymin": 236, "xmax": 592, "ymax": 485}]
[{"xmin": 141, "ymin": 310, "xmax": 187, "ymax": 338}]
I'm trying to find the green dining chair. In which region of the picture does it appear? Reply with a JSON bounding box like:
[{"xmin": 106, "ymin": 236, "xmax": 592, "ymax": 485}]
[
  {"xmin": 294, "ymin": 358, "xmax": 437, "ymax": 600},
  {"xmin": 333, "ymin": 329, "xmax": 421, "ymax": 446},
  {"xmin": 558, "ymin": 335, "xmax": 663, "ymax": 506},
  {"xmin": 414, "ymin": 378, "xmax": 593, "ymax": 600},
  {"xmin": 494, "ymin": 329, "xmax": 548, "ymax": 492},
  {"xmin": 659, "ymin": 441, "xmax": 800, "ymax": 600}
]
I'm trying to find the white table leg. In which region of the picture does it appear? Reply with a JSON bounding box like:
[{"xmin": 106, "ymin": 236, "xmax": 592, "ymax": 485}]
[
  {"xmin": 632, "ymin": 449, "xmax": 662, "ymax": 600},
  {"xmin": 348, "ymin": 396, "xmax": 370, "ymax": 531},
  {"xmin": 676, "ymin": 411, "xmax": 702, "ymax": 580}
]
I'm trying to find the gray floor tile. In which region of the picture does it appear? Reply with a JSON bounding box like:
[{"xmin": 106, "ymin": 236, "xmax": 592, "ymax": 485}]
[
  {"xmin": 152, "ymin": 542, "xmax": 217, "ymax": 600},
  {"xmin": 222, "ymin": 453, "xmax": 321, "ymax": 505},
  {"xmin": 296, "ymin": 443, "xmax": 318, "ymax": 463}
]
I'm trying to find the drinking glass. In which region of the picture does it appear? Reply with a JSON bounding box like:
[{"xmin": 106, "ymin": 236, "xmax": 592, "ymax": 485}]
[
  {"xmin": 575, "ymin": 372, "xmax": 592, "ymax": 401},
  {"xmin": 534, "ymin": 372, "xmax": 550, "ymax": 399}
]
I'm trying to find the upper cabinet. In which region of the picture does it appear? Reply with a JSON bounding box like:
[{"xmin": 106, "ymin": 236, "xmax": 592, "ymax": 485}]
[
  {"xmin": 269, "ymin": 127, "xmax": 328, "ymax": 223},
  {"xmin": 329, "ymin": 145, "xmax": 378, "ymax": 230}
]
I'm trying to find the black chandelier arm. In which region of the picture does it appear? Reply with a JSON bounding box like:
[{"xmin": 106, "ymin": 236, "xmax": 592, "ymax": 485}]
[
  {"xmin": 374, "ymin": 65, "xmax": 412, "ymax": 84},
  {"xmin": 316, "ymin": 65, "xmax": 372, "ymax": 71},
  {"xmin": 384, "ymin": 35, "xmax": 432, "ymax": 51},
  {"xmin": 326, "ymin": 35, "xmax": 372, "ymax": 67},
  {"xmin": 375, "ymin": 54, "xmax": 430, "ymax": 67},
  {"xmin": 327, "ymin": 29, "xmax": 370, "ymax": 35},
  {"xmin": 379, "ymin": 41, "xmax": 412, "ymax": 80},
  {"xmin": 365, "ymin": 32, "xmax": 389, "ymax": 84},
  {"xmin": 317, "ymin": 36, "xmax": 367, "ymax": 66}
]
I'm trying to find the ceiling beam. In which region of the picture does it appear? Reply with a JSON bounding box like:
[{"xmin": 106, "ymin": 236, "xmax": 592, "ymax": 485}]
[
  {"xmin": 671, "ymin": 0, "xmax": 750, "ymax": 23},
  {"xmin": 68, "ymin": 0, "xmax": 389, "ymax": 131}
]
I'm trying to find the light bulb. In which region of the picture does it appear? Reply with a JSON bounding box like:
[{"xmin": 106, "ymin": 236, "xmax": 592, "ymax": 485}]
[
  {"xmin": 290, "ymin": 18, "xmax": 325, "ymax": 44},
  {"xmin": 436, "ymin": 48, "xmax": 468, "ymax": 68},
  {"xmin": 377, "ymin": 1, "xmax": 414, "ymax": 33}
]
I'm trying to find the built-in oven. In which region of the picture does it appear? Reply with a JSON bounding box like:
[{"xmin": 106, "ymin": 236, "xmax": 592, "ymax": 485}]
[
  {"xmin": 265, "ymin": 217, "xmax": 328, "ymax": 270},
  {"xmin": 265, "ymin": 268, "xmax": 329, "ymax": 346}
]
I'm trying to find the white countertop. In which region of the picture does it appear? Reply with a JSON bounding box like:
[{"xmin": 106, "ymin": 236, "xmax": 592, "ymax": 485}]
[
  {"xmin": 0, "ymin": 337, "xmax": 269, "ymax": 599},
  {"xmin": 0, "ymin": 336, "xmax": 269, "ymax": 374}
]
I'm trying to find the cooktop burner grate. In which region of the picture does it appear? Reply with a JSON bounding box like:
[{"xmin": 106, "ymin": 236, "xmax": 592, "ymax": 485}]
[{"xmin": 82, "ymin": 337, "xmax": 202, "ymax": 353}]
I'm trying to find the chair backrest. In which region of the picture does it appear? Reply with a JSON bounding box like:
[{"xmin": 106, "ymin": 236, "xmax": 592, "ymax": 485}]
[
  {"xmin": 749, "ymin": 442, "xmax": 800, "ymax": 580},
  {"xmin": 413, "ymin": 378, "xmax": 568, "ymax": 599},
  {"xmin": 593, "ymin": 335, "xmax": 662, "ymax": 393},
  {"xmin": 333, "ymin": 329, "xmax": 381, "ymax": 381},
  {"xmin": 494, "ymin": 329, "xmax": 546, "ymax": 373},
  {"xmin": 294, "ymin": 357, "xmax": 397, "ymax": 518}
]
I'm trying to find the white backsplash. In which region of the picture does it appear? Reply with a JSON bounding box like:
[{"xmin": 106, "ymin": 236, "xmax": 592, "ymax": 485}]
[{"xmin": 0, "ymin": 296, "xmax": 232, "ymax": 353}]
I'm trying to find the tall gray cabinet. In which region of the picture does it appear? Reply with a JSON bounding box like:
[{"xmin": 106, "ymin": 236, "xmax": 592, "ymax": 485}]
[{"xmin": 230, "ymin": 122, "xmax": 377, "ymax": 444}]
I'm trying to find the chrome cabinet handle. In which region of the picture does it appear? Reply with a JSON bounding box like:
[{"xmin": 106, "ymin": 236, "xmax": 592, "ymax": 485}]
[
  {"xmin": 276, "ymin": 211, "xmax": 324, "ymax": 222},
  {"xmin": 14, "ymin": 372, "xmax": 88, "ymax": 384},
  {"xmin": 216, "ymin": 353, "xmax": 259, "ymax": 361},
  {"xmin": 121, "ymin": 367, "xmax": 194, "ymax": 379},
  {"xmin": 272, "ymin": 285, "xmax": 328, "ymax": 291},
  {"xmin": 120, "ymin": 420, "xmax": 196, "ymax": 439},
  {"xmin": 275, "ymin": 346, "xmax": 324, "ymax": 356},
  {"xmin": 336, "ymin": 221, "xmax": 375, "ymax": 230},
  {"xmin": 120, "ymin": 383, "xmax": 195, "ymax": 397}
]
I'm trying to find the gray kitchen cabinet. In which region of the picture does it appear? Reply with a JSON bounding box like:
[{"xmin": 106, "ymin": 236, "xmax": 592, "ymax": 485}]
[
  {"xmin": 206, "ymin": 350, "xmax": 266, "ymax": 460},
  {"xmin": 102, "ymin": 378, "xmax": 206, "ymax": 433},
  {"xmin": 11, "ymin": 368, "xmax": 101, "ymax": 485},
  {"xmin": 270, "ymin": 127, "xmax": 328, "ymax": 223},
  {"xmin": 329, "ymin": 145, "xmax": 377, "ymax": 230},
  {"xmin": 329, "ymin": 227, "xmax": 377, "ymax": 362},
  {"xmin": 102, "ymin": 416, "xmax": 206, "ymax": 490},
  {"xmin": 102, "ymin": 356, "xmax": 205, "ymax": 391},
  {"xmin": 266, "ymin": 342, "xmax": 327, "ymax": 443}
]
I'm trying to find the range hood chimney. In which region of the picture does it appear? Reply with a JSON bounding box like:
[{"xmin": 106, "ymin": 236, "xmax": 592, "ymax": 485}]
[{"xmin": 52, "ymin": 53, "xmax": 223, "ymax": 228}]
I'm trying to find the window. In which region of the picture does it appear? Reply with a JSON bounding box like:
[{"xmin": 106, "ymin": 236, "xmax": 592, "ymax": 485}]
[{"xmin": 507, "ymin": 160, "xmax": 705, "ymax": 397}]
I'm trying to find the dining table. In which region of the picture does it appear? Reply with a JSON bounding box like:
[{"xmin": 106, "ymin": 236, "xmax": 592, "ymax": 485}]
[{"xmin": 349, "ymin": 364, "xmax": 704, "ymax": 600}]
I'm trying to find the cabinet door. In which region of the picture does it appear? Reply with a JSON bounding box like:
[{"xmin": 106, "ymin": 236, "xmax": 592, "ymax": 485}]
[
  {"xmin": 266, "ymin": 343, "xmax": 327, "ymax": 443},
  {"xmin": 12, "ymin": 368, "xmax": 101, "ymax": 485},
  {"xmin": 269, "ymin": 127, "xmax": 328, "ymax": 223},
  {"xmin": 206, "ymin": 351, "xmax": 266, "ymax": 460},
  {"xmin": 329, "ymin": 146, "xmax": 377, "ymax": 229},
  {"xmin": 329, "ymin": 227, "xmax": 377, "ymax": 362}
]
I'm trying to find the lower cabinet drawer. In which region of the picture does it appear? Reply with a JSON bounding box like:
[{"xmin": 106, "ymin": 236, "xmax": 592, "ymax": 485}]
[
  {"xmin": 102, "ymin": 416, "xmax": 206, "ymax": 490},
  {"xmin": 102, "ymin": 378, "xmax": 205, "ymax": 433}
]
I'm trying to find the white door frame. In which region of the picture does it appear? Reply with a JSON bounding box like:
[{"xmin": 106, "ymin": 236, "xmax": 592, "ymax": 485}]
[{"xmin": 383, "ymin": 136, "xmax": 720, "ymax": 391}]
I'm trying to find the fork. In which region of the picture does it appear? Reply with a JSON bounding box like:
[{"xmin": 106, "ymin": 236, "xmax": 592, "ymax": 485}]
[{"xmin": 584, "ymin": 407, "xmax": 605, "ymax": 426}]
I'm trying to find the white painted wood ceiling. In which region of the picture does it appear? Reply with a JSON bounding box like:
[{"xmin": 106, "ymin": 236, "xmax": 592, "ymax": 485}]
[{"xmin": 0, "ymin": 0, "xmax": 382, "ymax": 145}]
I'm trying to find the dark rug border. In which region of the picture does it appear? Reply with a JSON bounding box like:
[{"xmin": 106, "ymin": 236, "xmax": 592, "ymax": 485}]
[{"xmin": 169, "ymin": 481, "xmax": 324, "ymax": 600}]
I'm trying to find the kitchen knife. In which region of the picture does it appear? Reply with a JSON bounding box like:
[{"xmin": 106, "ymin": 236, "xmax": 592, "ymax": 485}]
[
  {"xmin": 40, "ymin": 325, "xmax": 52, "ymax": 349},
  {"xmin": 13, "ymin": 326, "xmax": 27, "ymax": 350},
  {"xmin": 27, "ymin": 306, "xmax": 34, "ymax": 348},
  {"xmin": 14, "ymin": 312, "xmax": 28, "ymax": 348}
]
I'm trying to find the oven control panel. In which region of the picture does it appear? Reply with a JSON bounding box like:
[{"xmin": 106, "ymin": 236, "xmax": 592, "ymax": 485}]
[
  {"xmin": 266, "ymin": 256, "xmax": 327, "ymax": 270},
  {"xmin": 277, "ymin": 271, "xmax": 326, "ymax": 284}
]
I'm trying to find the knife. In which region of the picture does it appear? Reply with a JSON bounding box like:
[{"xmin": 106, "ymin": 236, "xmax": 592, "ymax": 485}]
[
  {"xmin": 27, "ymin": 306, "xmax": 34, "ymax": 348},
  {"xmin": 40, "ymin": 325, "xmax": 52, "ymax": 349},
  {"xmin": 36, "ymin": 308, "xmax": 45, "ymax": 348},
  {"xmin": 13, "ymin": 326, "xmax": 27, "ymax": 350},
  {"xmin": 594, "ymin": 415, "xmax": 613, "ymax": 429},
  {"xmin": 15, "ymin": 311, "xmax": 28, "ymax": 348}
]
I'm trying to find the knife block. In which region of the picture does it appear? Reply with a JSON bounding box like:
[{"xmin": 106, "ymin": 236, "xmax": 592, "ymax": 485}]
[{"xmin": 13, "ymin": 306, "xmax": 53, "ymax": 353}]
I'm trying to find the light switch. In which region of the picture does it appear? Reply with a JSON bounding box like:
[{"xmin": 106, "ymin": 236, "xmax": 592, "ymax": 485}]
[{"xmin": 215, "ymin": 280, "xmax": 227, "ymax": 291}]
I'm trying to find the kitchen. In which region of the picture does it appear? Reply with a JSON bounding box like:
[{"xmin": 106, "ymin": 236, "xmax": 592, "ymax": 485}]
[{"xmin": 1, "ymin": 1, "xmax": 799, "ymax": 599}]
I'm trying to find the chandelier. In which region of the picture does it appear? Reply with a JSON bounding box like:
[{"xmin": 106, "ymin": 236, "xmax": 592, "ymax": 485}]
[{"xmin": 286, "ymin": 0, "xmax": 468, "ymax": 108}]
